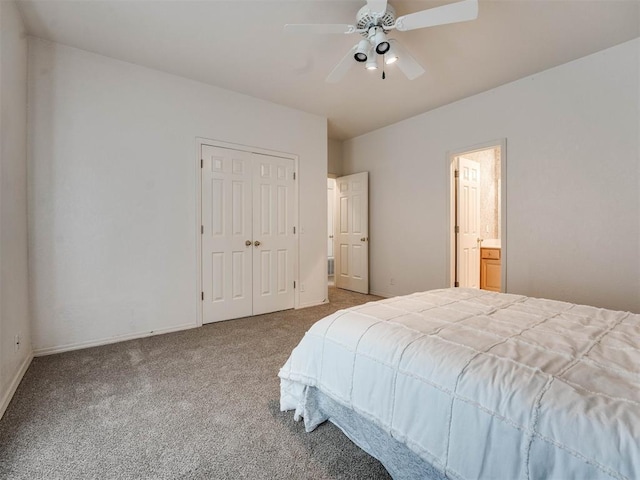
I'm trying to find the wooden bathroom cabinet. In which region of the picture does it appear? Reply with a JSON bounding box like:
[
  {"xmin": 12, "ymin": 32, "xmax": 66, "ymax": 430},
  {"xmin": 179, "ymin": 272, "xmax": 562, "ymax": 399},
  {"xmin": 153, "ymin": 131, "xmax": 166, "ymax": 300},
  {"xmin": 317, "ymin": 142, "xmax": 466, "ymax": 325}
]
[{"xmin": 480, "ymin": 247, "xmax": 501, "ymax": 292}]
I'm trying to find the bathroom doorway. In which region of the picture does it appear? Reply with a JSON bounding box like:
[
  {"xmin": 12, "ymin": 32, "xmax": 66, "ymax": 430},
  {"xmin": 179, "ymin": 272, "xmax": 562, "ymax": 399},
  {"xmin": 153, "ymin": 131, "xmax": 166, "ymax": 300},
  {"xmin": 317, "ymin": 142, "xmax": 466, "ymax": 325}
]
[{"xmin": 449, "ymin": 140, "xmax": 506, "ymax": 291}]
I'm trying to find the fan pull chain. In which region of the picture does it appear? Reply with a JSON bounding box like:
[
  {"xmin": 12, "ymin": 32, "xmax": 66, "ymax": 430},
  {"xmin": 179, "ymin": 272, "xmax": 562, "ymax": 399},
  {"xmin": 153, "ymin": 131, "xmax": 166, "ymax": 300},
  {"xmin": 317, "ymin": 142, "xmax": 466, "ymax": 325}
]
[{"xmin": 382, "ymin": 55, "xmax": 386, "ymax": 80}]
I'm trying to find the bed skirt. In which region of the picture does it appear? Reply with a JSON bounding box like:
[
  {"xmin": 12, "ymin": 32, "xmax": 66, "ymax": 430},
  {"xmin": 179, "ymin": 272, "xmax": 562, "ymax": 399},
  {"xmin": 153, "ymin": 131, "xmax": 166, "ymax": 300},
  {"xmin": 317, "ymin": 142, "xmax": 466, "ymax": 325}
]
[{"xmin": 297, "ymin": 385, "xmax": 446, "ymax": 480}]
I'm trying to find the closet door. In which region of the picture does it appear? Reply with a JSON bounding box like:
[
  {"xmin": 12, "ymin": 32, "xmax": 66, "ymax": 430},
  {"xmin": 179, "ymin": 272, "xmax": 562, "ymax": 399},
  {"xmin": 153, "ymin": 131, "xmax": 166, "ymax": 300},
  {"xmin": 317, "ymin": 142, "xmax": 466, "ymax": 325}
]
[
  {"xmin": 201, "ymin": 145, "xmax": 253, "ymax": 323},
  {"xmin": 251, "ymin": 153, "xmax": 296, "ymax": 315}
]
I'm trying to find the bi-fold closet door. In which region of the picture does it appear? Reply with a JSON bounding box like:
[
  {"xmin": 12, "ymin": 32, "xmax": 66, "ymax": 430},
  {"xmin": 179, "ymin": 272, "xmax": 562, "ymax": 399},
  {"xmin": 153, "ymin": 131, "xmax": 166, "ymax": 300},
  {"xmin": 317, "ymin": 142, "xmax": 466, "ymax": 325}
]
[{"xmin": 201, "ymin": 144, "xmax": 296, "ymax": 323}]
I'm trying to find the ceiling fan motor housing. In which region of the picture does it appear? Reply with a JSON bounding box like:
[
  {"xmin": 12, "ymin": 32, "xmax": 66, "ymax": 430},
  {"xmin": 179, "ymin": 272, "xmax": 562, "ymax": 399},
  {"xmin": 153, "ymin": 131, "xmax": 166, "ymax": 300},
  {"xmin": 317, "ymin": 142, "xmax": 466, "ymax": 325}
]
[{"xmin": 356, "ymin": 4, "xmax": 396, "ymax": 35}]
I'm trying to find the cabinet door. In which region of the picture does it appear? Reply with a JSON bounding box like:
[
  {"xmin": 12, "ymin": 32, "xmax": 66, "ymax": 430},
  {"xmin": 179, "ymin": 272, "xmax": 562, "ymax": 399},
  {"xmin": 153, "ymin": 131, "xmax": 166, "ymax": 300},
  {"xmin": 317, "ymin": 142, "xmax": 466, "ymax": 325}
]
[{"xmin": 481, "ymin": 258, "xmax": 501, "ymax": 292}]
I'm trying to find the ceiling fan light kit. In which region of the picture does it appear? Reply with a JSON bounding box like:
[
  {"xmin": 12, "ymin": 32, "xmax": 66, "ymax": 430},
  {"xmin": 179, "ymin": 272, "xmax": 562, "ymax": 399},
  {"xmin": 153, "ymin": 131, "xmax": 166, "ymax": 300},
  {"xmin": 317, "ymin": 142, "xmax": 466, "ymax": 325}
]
[
  {"xmin": 354, "ymin": 39, "xmax": 370, "ymax": 62},
  {"xmin": 385, "ymin": 44, "xmax": 398, "ymax": 65},
  {"xmin": 366, "ymin": 55, "xmax": 378, "ymax": 70},
  {"xmin": 372, "ymin": 27, "xmax": 390, "ymax": 55},
  {"xmin": 285, "ymin": 0, "xmax": 478, "ymax": 83}
]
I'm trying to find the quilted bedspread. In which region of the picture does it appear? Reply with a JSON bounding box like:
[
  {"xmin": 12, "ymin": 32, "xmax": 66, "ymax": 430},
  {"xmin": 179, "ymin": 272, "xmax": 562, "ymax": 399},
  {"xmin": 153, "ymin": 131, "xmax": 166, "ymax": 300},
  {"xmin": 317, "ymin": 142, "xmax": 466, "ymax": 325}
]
[{"xmin": 279, "ymin": 288, "xmax": 640, "ymax": 479}]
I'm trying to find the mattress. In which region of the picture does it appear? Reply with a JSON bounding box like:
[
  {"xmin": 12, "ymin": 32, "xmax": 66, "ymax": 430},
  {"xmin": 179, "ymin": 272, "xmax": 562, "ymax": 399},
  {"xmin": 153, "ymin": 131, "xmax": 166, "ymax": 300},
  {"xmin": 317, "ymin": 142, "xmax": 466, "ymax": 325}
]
[{"xmin": 279, "ymin": 288, "xmax": 640, "ymax": 479}]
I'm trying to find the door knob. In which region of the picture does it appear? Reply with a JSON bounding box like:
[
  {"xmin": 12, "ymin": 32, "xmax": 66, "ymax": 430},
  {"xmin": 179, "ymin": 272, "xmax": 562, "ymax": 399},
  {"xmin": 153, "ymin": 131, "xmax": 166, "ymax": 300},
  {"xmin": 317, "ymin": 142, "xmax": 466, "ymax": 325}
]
[
  {"xmin": 254, "ymin": 240, "xmax": 261, "ymax": 247},
  {"xmin": 245, "ymin": 240, "xmax": 252, "ymax": 247},
  {"xmin": 360, "ymin": 237, "xmax": 366, "ymax": 242}
]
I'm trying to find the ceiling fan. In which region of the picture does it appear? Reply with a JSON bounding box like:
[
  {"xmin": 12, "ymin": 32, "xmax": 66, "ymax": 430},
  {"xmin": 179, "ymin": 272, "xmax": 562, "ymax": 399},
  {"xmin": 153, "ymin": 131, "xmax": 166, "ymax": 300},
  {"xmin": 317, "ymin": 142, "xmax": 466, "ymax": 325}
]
[{"xmin": 284, "ymin": 0, "xmax": 478, "ymax": 83}]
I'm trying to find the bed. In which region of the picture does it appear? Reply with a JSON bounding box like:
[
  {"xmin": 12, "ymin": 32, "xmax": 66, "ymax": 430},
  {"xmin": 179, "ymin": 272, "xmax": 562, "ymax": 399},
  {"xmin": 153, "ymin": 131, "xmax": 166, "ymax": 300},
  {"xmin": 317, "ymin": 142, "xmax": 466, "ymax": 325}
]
[{"xmin": 279, "ymin": 288, "xmax": 639, "ymax": 479}]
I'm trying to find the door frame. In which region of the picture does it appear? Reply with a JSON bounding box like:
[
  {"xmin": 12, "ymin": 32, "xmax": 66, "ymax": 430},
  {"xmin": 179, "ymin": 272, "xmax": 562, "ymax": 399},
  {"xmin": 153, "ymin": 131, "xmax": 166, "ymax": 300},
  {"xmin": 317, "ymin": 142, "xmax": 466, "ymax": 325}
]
[
  {"xmin": 447, "ymin": 139, "xmax": 507, "ymax": 292},
  {"xmin": 195, "ymin": 137, "xmax": 299, "ymax": 327}
]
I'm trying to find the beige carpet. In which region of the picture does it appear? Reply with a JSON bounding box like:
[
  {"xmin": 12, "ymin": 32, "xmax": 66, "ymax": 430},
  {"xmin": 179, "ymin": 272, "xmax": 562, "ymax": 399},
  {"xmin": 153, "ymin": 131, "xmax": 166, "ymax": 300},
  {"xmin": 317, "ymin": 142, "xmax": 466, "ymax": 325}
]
[{"xmin": 0, "ymin": 288, "xmax": 390, "ymax": 479}]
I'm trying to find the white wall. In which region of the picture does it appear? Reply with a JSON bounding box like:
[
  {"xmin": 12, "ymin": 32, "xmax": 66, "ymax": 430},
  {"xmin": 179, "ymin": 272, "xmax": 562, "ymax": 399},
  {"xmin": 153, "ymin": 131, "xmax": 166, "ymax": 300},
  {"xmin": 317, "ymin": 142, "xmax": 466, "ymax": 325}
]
[
  {"xmin": 28, "ymin": 38, "xmax": 328, "ymax": 354},
  {"xmin": 0, "ymin": 0, "xmax": 32, "ymax": 417},
  {"xmin": 328, "ymin": 139, "xmax": 343, "ymax": 177},
  {"xmin": 343, "ymin": 39, "xmax": 640, "ymax": 313}
]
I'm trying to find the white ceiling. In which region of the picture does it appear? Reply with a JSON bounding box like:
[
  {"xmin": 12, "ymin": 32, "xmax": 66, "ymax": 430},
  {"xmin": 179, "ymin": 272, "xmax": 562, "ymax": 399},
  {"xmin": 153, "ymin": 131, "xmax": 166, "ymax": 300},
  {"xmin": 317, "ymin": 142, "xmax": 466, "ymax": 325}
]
[{"xmin": 16, "ymin": 0, "xmax": 640, "ymax": 140}]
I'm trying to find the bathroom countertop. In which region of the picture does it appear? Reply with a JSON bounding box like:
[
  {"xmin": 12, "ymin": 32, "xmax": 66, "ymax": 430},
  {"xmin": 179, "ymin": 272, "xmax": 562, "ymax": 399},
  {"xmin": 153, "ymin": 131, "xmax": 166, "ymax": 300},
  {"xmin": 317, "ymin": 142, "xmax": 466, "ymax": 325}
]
[{"xmin": 481, "ymin": 239, "xmax": 501, "ymax": 248}]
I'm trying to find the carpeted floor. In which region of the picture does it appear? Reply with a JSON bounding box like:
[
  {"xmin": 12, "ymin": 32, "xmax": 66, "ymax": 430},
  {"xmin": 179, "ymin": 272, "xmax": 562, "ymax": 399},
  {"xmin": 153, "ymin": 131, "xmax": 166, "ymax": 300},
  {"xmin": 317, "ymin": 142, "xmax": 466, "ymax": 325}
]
[{"xmin": 0, "ymin": 288, "xmax": 390, "ymax": 479}]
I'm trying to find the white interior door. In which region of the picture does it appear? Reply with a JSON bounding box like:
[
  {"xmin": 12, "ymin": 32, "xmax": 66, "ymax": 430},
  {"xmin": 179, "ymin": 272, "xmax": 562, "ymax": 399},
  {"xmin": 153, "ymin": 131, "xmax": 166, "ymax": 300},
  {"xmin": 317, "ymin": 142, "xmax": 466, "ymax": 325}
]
[
  {"xmin": 327, "ymin": 178, "xmax": 335, "ymax": 259},
  {"xmin": 201, "ymin": 146, "xmax": 296, "ymax": 323},
  {"xmin": 335, "ymin": 172, "xmax": 369, "ymax": 294},
  {"xmin": 201, "ymin": 145, "xmax": 253, "ymax": 322},
  {"xmin": 457, "ymin": 157, "xmax": 481, "ymax": 288},
  {"xmin": 251, "ymin": 153, "xmax": 295, "ymax": 316}
]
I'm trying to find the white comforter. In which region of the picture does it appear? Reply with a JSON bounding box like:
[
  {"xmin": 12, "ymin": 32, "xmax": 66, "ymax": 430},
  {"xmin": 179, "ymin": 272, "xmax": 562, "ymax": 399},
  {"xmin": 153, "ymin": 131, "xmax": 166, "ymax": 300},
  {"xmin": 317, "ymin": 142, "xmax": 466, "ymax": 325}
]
[{"xmin": 279, "ymin": 288, "xmax": 640, "ymax": 480}]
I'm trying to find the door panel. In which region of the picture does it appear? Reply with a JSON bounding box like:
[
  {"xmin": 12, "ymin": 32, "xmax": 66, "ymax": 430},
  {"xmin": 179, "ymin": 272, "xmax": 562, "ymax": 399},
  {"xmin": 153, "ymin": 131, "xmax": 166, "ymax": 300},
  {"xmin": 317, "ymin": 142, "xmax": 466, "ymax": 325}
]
[
  {"xmin": 352, "ymin": 245, "xmax": 363, "ymax": 279},
  {"xmin": 201, "ymin": 145, "xmax": 253, "ymax": 323},
  {"xmin": 340, "ymin": 196, "xmax": 349, "ymax": 233},
  {"xmin": 211, "ymin": 253, "xmax": 224, "ymax": 301},
  {"xmin": 335, "ymin": 172, "xmax": 369, "ymax": 294},
  {"xmin": 457, "ymin": 157, "xmax": 481, "ymax": 288},
  {"xmin": 252, "ymin": 153, "xmax": 295, "ymax": 315},
  {"xmin": 277, "ymin": 186, "xmax": 287, "ymax": 235},
  {"xmin": 232, "ymin": 181, "xmax": 245, "ymax": 235},
  {"xmin": 339, "ymin": 244, "xmax": 349, "ymax": 275},
  {"xmin": 260, "ymin": 250, "xmax": 271, "ymax": 295},
  {"xmin": 327, "ymin": 179, "xmax": 335, "ymax": 259},
  {"xmin": 277, "ymin": 250, "xmax": 288, "ymax": 292}
]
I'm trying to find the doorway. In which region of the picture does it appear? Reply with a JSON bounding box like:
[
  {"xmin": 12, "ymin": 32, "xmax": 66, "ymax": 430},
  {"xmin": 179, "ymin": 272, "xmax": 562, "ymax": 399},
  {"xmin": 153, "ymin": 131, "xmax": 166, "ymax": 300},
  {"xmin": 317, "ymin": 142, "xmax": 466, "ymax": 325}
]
[
  {"xmin": 449, "ymin": 141, "xmax": 506, "ymax": 291},
  {"xmin": 327, "ymin": 178, "xmax": 336, "ymax": 286},
  {"xmin": 330, "ymin": 172, "xmax": 369, "ymax": 294}
]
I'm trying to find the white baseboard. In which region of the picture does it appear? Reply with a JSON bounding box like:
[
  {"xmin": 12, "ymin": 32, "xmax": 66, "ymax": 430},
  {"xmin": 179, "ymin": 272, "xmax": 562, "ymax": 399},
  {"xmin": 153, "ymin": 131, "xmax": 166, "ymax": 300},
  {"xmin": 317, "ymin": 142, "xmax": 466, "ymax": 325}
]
[
  {"xmin": 33, "ymin": 322, "xmax": 198, "ymax": 357},
  {"xmin": 296, "ymin": 299, "xmax": 329, "ymax": 309},
  {"xmin": 0, "ymin": 352, "xmax": 33, "ymax": 420},
  {"xmin": 369, "ymin": 290, "xmax": 390, "ymax": 298}
]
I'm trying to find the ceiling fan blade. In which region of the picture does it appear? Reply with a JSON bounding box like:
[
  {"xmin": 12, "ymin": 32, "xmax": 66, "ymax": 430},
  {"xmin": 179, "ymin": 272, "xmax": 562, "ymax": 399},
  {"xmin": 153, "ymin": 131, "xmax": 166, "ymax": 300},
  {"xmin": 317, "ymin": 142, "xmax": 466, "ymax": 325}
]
[
  {"xmin": 389, "ymin": 40, "xmax": 425, "ymax": 80},
  {"xmin": 395, "ymin": 0, "xmax": 478, "ymax": 32},
  {"xmin": 367, "ymin": 0, "xmax": 388, "ymax": 16},
  {"xmin": 284, "ymin": 24, "xmax": 356, "ymax": 35},
  {"xmin": 326, "ymin": 45, "xmax": 358, "ymax": 83}
]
